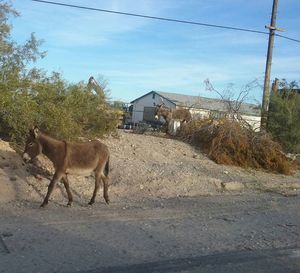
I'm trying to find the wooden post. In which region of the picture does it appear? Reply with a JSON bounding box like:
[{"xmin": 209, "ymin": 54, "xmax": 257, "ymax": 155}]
[{"xmin": 261, "ymin": 0, "xmax": 279, "ymax": 131}]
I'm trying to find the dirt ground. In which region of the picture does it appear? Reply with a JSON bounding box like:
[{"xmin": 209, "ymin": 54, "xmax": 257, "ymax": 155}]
[{"xmin": 0, "ymin": 129, "xmax": 299, "ymax": 206}]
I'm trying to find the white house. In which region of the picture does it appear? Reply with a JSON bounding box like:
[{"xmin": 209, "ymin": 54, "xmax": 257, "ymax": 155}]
[{"xmin": 130, "ymin": 91, "xmax": 261, "ymax": 130}]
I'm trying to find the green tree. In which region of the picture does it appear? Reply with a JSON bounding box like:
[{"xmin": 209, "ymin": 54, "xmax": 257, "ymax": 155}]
[
  {"xmin": 268, "ymin": 80, "xmax": 300, "ymax": 153},
  {"xmin": 0, "ymin": 1, "xmax": 119, "ymax": 143}
]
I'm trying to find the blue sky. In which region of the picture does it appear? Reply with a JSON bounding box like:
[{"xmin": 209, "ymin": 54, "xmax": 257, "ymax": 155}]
[{"xmin": 10, "ymin": 0, "xmax": 300, "ymax": 103}]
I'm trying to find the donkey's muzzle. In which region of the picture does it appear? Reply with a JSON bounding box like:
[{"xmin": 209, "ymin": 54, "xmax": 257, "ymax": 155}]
[{"xmin": 22, "ymin": 153, "xmax": 31, "ymax": 163}]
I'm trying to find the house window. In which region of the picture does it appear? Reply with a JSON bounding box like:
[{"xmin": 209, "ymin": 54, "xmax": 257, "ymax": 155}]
[{"xmin": 152, "ymin": 93, "xmax": 155, "ymax": 99}]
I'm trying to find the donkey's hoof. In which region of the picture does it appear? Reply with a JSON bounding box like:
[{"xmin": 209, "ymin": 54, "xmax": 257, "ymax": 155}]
[
  {"xmin": 88, "ymin": 201, "xmax": 94, "ymax": 206},
  {"xmin": 105, "ymin": 199, "xmax": 110, "ymax": 205},
  {"xmin": 40, "ymin": 203, "xmax": 47, "ymax": 208},
  {"xmin": 67, "ymin": 202, "xmax": 72, "ymax": 207}
]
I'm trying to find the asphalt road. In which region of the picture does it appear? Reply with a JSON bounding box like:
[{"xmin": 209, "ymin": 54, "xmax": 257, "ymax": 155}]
[
  {"xmin": 82, "ymin": 247, "xmax": 300, "ymax": 273},
  {"xmin": 0, "ymin": 193, "xmax": 299, "ymax": 273}
]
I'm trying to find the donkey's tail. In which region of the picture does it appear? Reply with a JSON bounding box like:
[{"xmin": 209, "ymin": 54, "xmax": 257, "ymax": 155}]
[{"xmin": 104, "ymin": 156, "xmax": 110, "ymax": 176}]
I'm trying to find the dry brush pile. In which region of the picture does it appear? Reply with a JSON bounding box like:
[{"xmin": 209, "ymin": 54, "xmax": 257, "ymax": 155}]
[{"xmin": 177, "ymin": 119, "xmax": 294, "ymax": 175}]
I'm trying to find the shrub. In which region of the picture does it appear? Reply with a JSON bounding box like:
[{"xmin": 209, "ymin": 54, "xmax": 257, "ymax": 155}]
[
  {"xmin": 178, "ymin": 118, "xmax": 294, "ymax": 175},
  {"xmin": 0, "ymin": 75, "xmax": 120, "ymax": 143},
  {"xmin": 0, "ymin": 91, "xmax": 39, "ymax": 142}
]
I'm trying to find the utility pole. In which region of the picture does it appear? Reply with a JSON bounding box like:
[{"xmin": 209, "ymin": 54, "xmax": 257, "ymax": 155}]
[{"xmin": 261, "ymin": 0, "xmax": 283, "ymax": 131}]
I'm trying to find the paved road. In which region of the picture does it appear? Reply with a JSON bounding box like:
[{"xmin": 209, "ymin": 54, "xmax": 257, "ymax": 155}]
[
  {"xmin": 0, "ymin": 193, "xmax": 299, "ymax": 273},
  {"xmin": 82, "ymin": 247, "xmax": 300, "ymax": 273}
]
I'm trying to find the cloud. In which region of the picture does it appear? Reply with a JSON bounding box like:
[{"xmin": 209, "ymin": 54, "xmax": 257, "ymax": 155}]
[{"xmin": 22, "ymin": 0, "xmax": 182, "ymax": 48}]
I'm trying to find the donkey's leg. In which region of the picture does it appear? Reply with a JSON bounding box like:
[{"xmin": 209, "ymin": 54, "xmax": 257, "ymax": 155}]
[
  {"xmin": 101, "ymin": 174, "xmax": 110, "ymax": 204},
  {"xmin": 62, "ymin": 175, "xmax": 73, "ymax": 207},
  {"xmin": 88, "ymin": 172, "xmax": 101, "ymax": 205},
  {"xmin": 41, "ymin": 172, "xmax": 62, "ymax": 207}
]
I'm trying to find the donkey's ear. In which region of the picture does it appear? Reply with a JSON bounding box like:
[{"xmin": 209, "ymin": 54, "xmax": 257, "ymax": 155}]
[{"xmin": 32, "ymin": 126, "xmax": 40, "ymax": 138}]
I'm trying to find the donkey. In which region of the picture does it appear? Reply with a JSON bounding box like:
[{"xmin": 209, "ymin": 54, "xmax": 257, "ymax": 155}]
[
  {"xmin": 154, "ymin": 104, "xmax": 192, "ymax": 124},
  {"xmin": 23, "ymin": 127, "xmax": 110, "ymax": 207}
]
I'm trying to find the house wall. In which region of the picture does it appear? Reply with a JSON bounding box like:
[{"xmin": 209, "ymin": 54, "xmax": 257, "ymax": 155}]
[
  {"xmin": 240, "ymin": 115, "xmax": 261, "ymax": 131},
  {"xmin": 189, "ymin": 108, "xmax": 261, "ymax": 131},
  {"xmin": 130, "ymin": 92, "xmax": 261, "ymax": 131},
  {"xmin": 131, "ymin": 93, "xmax": 175, "ymax": 124},
  {"xmin": 189, "ymin": 108, "xmax": 210, "ymax": 119}
]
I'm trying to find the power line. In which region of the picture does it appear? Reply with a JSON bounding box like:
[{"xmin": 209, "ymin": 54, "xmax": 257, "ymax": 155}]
[
  {"xmin": 33, "ymin": 0, "xmax": 267, "ymax": 34},
  {"xmin": 275, "ymin": 33, "xmax": 300, "ymax": 43},
  {"xmin": 32, "ymin": 0, "xmax": 300, "ymax": 43}
]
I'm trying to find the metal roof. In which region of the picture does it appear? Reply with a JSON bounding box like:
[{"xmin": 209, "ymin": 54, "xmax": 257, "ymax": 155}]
[{"xmin": 131, "ymin": 91, "xmax": 261, "ymax": 116}]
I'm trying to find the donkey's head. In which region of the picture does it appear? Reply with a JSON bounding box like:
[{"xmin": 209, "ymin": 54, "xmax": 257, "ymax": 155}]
[
  {"xmin": 154, "ymin": 104, "xmax": 171, "ymax": 121},
  {"xmin": 23, "ymin": 127, "xmax": 42, "ymax": 163}
]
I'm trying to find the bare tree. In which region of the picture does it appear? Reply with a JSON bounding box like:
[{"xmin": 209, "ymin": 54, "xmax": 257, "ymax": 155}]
[{"xmin": 204, "ymin": 79, "xmax": 260, "ymax": 130}]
